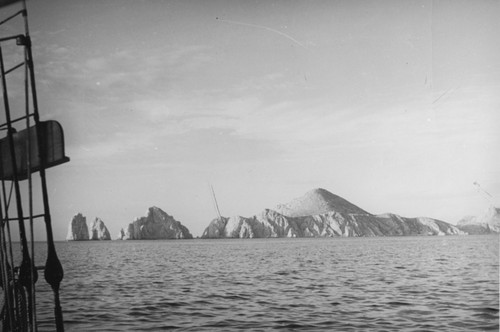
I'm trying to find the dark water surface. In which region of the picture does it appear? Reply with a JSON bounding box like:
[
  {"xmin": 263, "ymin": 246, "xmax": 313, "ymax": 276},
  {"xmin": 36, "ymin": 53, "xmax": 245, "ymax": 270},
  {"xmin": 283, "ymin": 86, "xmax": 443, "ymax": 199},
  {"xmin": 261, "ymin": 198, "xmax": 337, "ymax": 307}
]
[{"xmin": 33, "ymin": 236, "xmax": 498, "ymax": 331}]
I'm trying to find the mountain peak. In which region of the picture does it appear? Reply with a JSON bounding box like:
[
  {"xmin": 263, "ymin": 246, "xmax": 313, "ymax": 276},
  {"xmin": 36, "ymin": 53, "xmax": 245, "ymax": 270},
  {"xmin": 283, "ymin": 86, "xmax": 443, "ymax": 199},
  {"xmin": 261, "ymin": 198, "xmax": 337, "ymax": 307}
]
[{"xmin": 275, "ymin": 188, "xmax": 370, "ymax": 217}]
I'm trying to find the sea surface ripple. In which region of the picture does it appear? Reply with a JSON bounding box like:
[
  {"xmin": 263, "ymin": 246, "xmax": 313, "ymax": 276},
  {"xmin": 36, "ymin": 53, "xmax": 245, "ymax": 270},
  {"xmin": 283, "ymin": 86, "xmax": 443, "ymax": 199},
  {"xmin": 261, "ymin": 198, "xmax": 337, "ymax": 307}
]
[{"xmin": 32, "ymin": 235, "xmax": 498, "ymax": 331}]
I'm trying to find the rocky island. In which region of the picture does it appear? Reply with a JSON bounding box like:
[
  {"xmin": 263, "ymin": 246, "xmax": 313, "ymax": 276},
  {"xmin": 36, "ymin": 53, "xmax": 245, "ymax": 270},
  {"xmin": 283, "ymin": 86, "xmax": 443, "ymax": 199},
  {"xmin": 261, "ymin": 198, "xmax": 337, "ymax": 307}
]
[
  {"xmin": 118, "ymin": 206, "xmax": 193, "ymax": 240},
  {"xmin": 66, "ymin": 213, "xmax": 111, "ymax": 241},
  {"xmin": 202, "ymin": 188, "xmax": 464, "ymax": 238}
]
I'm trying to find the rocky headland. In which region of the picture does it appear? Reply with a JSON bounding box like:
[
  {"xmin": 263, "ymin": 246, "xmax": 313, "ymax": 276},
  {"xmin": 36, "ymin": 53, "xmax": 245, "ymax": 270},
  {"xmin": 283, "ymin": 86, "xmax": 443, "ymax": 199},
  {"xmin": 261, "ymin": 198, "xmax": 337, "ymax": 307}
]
[
  {"xmin": 202, "ymin": 188, "xmax": 464, "ymax": 238},
  {"xmin": 118, "ymin": 206, "xmax": 193, "ymax": 240},
  {"xmin": 456, "ymin": 206, "xmax": 500, "ymax": 234},
  {"xmin": 66, "ymin": 213, "xmax": 111, "ymax": 241}
]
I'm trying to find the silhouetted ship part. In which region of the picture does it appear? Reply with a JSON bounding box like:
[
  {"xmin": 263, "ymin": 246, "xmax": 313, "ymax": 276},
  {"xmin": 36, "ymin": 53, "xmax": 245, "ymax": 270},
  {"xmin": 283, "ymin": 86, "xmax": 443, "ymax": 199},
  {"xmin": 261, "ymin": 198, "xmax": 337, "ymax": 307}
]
[{"xmin": 0, "ymin": 1, "xmax": 69, "ymax": 331}]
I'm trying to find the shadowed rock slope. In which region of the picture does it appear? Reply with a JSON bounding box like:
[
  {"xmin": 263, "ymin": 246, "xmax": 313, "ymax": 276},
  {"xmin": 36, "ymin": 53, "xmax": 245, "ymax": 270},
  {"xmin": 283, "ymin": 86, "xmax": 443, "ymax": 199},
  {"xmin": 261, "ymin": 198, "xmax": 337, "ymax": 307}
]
[{"xmin": 202, "ymin": 188, "xmax": 463, "ymax": 238}]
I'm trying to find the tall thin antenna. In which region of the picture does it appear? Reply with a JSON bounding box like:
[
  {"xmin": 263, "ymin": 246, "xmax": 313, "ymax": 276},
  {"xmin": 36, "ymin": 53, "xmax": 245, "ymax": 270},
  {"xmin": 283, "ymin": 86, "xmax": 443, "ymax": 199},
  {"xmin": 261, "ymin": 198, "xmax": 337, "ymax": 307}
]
[{"xmin": 210, "ymin": 184, "xmax": 222, "ymax": 221}]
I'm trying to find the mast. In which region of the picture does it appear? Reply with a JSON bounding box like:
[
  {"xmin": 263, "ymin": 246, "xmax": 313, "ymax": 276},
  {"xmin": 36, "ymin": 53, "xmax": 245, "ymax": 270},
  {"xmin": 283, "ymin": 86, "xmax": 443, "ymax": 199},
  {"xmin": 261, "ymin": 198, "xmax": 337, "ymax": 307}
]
[{"xmin": 210, "ymin": 184, "xmax": 223, "ymax": 221}]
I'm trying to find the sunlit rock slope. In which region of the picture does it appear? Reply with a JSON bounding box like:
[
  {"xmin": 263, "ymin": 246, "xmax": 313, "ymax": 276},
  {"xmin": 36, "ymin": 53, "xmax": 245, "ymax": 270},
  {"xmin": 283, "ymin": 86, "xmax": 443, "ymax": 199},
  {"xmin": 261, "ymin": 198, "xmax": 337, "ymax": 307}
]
[
  {"xmin": 121, "ymin": 206, "xmax": 193, "ymax": 240},
  {"xmin": 202, "ymin": 188, "xmax": 464, "ymax": 238}
]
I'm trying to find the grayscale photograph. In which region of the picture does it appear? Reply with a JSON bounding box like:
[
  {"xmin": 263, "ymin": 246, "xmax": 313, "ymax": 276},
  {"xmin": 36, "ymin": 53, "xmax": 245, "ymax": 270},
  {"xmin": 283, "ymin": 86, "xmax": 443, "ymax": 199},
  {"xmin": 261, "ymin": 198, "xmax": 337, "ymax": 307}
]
[{"xmin": 0, "ymin": 0, "xmax": 498, "ymax": 331}]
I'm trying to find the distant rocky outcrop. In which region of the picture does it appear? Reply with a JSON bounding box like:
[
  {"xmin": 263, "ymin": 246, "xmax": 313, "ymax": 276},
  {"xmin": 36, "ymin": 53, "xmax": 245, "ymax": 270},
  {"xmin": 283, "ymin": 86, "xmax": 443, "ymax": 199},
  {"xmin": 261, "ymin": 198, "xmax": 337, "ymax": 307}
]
[
  {"xmin": 66, "ymin": 213, "xmax": 89, "ymax": 241},
  {"xmin": 122, "ymin": 206, "xmax": 193, "ymax": 240},
  {"xmin": 457, "ymin": 206, "xmax": 500, "ymax": 234},
  {"xmin": 202, "ymin": 188, "xmax": 464, "ymax": 238},
  {"xmin": 66, "ymin": 214, "xmax": 112, "ymax": 240},
  {"xmin": 89, "ymin": 217, "xmax": 111, "ymax": 240},
  {"xmin": 117, "ymin": 228, "xmax": 126, "ymax": 240}
]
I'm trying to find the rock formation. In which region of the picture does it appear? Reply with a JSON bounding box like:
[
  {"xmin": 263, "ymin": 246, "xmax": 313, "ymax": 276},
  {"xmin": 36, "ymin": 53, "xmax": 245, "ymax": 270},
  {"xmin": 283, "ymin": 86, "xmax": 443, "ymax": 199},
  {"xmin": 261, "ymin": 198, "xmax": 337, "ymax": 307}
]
[
  {"xmin": 457, "ymin": 206, "xmax": 500, "ymax": 234},
  {"xmin": 123, "ymin": 206, "xmax": 193, "ymax": 240},
  {"xmin": 66, "ymin": 213, "xmax": 89, "ymax": 241},
  {"xmin": 202, "ymin": 188, "xmax": 464, "ymax": 238},
  {"xmin": 89, "ymin": 217, "xmax": 111, "ymax": 240},
  {"xmin": 117, "ymin": 228, "xmax": 126, "ymax": 240}
]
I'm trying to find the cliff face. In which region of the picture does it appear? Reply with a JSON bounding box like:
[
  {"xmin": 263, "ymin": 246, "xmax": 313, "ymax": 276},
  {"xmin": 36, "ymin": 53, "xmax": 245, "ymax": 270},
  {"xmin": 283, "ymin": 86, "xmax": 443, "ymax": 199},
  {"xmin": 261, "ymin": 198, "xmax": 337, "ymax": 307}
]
[
  {"xmin": 457, "ymin": 206, "xmax": 500, "ymax": 234},
  {"xmin": 123, "ymin": 206, "xmax": 193, "ymax": 240},
  {"xmin": 202, "ymin": 188, "xmax": 464, "ymax": 238},
  {"xmin": 89, "ymin": 217, "xmax": 111, "ymax": 240},
  {"xmin": 202, "ymin": 210, "xmax": 463, "ymax": 238},
  {"xmin": 66, "ymin": 213, "xmax": 89, "ymax": 241}
]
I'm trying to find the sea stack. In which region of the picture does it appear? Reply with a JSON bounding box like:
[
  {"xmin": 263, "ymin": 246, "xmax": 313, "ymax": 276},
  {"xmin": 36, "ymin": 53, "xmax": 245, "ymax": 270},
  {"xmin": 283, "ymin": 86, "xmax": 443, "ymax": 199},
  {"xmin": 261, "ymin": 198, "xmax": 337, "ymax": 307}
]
[
  {"xmin": 123, "ymin": 206, "xmax": 193, "ymax": 240},
  {"xmin": 66, "ymin": 213, "xmax": 89, "ymax": 241},
  {"xmin": 89, "ymin": 217, "xmax": 111, "ymax": 240}
]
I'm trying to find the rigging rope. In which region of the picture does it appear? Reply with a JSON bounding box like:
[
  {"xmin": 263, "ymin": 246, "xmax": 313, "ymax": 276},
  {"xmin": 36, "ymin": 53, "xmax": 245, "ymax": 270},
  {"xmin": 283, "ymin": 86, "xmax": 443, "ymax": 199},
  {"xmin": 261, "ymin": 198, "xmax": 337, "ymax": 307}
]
[{"xmin": 1, "ymin": 1, "xmax": 66, "ymax": 330}]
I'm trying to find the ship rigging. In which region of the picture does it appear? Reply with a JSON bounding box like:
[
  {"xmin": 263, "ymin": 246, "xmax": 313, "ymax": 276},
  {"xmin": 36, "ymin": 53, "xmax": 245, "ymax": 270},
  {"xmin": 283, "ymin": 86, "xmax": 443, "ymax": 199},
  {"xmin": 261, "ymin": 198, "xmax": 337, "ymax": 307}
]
[{"xmin": 0, "ymin": 0, "xmax": 69, "ymax": 330}]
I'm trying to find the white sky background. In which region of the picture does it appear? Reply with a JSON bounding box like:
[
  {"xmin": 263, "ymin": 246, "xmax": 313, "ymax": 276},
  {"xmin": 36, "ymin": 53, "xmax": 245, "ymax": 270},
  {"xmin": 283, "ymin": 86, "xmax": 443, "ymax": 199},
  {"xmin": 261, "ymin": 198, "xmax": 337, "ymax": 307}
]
[{"xmin": 1, "ymin": 0, "xmax": 498, "ymax": 239}]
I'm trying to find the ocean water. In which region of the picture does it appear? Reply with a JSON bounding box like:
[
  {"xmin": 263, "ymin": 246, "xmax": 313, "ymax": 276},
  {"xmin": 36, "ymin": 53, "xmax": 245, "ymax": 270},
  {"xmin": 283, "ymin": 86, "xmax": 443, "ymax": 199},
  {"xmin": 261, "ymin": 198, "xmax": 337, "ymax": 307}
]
[{"xmin": 31, "ymin": 235, "xmax": 498, "ymax": 331}]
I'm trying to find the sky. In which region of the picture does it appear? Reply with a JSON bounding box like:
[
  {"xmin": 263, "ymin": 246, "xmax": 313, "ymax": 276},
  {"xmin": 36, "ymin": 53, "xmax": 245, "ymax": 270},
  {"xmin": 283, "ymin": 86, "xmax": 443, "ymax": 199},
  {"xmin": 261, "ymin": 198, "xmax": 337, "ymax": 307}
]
[{"xmin": 1, "ymin": 0, "xmax": 499, "ymax": 239}]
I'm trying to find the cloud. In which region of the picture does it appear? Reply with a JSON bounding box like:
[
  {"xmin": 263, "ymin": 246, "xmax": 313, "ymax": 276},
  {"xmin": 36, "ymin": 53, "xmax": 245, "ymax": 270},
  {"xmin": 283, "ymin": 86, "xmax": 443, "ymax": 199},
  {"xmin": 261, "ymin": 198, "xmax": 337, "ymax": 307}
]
[
  {"xmin": 28, "ymin": 8, "xmax": 498, "ymax": 199},
  {"xmin": 36, "ymin": 42, "xmax": 214, "ymax": 107}
]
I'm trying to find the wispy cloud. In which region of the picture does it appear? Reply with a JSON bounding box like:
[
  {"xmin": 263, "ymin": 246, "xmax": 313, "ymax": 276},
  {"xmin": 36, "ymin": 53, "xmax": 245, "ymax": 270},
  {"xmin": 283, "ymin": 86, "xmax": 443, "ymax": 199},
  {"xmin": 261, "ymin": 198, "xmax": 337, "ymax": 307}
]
[{"xmin": 216, "ymin": 17, "xmax": 305, "ymax": 48}]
